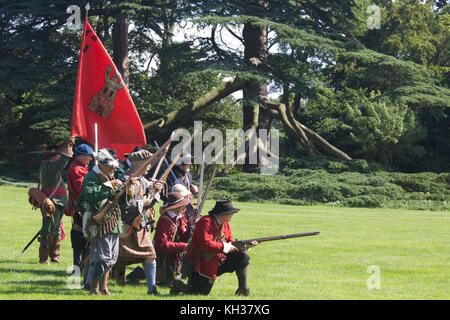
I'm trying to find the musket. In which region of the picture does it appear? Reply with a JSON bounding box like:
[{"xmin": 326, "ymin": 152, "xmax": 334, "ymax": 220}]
[
  {"xmin": 131, "ymin": 130, "xmax": 199, "ymax": 231},
  {"xmin": 140, "ymin": 130, "xmax": 200, "ymax": 210},
  {"xmin": 185, "ymin": 165, "xmax": 217, "ymax": 238},
  {"xmin": 145, "ymin": 141, "xmax": 177, "ymax": 208},
  {"xmin": 197, "ymin": 152, "xmax": 205, "ymax": 206},
  {"xmin": 232, "ymin": 231, "xmax": 320, "ymax": 251},
  {"xmin": 154, "ymin": 140, "xmax": 177, "ymax": 181},
  {"xmin": 160, "ymin": 129, "xmax": 199, "ymax": 185},
  {"xmin": 151, "ymin": 144, "xmax": 169, "ymax": 180},
  {"xmin": 93, "ymin": 132, "xmax": 175, "ymax": 225},
  {"xmin": 21, "ymin": 230, "xmax": 41, "ymax": 254},
  {"xmin": 190, "ymin": 129, "xmax": 239, "ymax": 216},
  {"xmin": 180, "ymin": 165, "xmax": 217, "ymax": 279},
  {"xmin": 185, "ymin": 131, "xmax": 241, "ymax": 240},
  {"xmin": 144, "ymin": 143, "xmax": 170, "ymax": 204},
  {"xmin": 195, "ymin": 165, "xmax": 217, "ymax": 220}
]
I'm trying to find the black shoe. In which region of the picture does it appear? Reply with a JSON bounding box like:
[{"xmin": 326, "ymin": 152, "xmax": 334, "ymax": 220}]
[
  {"xmin": 235, "ymin": 288, "xmax": 250, "ymax": 296},
  {"xmin": 147, "ymin": 287, "xmax": 160, "ymax": 295},
  {"xmin": 170, "ymin": 280, "xmax": 189, "ymax": 295},
  {"xmin": 127, "ymin": 266, "xmax": 146, "ymax": 281}
]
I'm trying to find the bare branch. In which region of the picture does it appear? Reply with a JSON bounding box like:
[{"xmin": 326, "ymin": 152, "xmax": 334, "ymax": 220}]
[{"xmin": 143, "ymin": 77, "xmax": 248, "ymax": 134}]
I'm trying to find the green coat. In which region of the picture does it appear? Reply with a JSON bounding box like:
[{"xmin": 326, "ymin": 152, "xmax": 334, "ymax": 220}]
[
  {"xmin": 77, "ymin": 170, "xmax": 123, "ymax": 235},
  {"xmin": 39, "ymin": 155, "xmax": 71, "ymax": 237},
  {"xmin": 40, "ymin": 155, "xmax": 71, "ymax": 207}
]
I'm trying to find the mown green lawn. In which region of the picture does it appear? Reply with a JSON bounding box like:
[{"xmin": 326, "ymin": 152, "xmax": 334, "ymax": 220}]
[{"xmin": 0, "ymin": 185, "xmax": 448, "ymax": 300}]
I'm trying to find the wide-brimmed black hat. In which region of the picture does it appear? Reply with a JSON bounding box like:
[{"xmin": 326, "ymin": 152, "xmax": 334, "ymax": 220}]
[
  {"xmin": 41, "ymin": 144, "xmax": 73, "ymax": 159},
  {"xmin": 208, "ymin": 199, "xmax": 240, "ymax": 216}
]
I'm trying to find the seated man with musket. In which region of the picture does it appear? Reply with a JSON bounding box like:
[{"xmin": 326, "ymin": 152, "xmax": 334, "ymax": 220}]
[
  {"xmin": 171, "ymin": 199, "xmax": 258, "ymax": 296},
  {"xmin": 153, "ymin": 192, "xmax": 191, "ymax": 288}
]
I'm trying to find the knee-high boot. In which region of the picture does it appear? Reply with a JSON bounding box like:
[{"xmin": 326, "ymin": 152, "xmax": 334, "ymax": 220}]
[
  {"xmin": 49, "ymin": 236, "xmax": 61, "ymax": 263},
  {"xmin": 235, "ymin": 266, "xmax": 250, "ymax": 296},
  {"xmin": 38, "ymin": 236, "xmax": 49, "ymax": 265}
]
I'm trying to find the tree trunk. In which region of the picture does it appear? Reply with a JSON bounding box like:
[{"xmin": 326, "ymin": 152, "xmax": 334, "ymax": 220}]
[
  {"xmin": 264, "ymin": 99, "xmax": 352, "ymax": 160},
  {"xmin": 158, "ymin": 5, "xmax": 177, "ymax": 74},
  {"xmin": 242, "ymin": 21, "xmax": 272, "ymax": 172},
  {"xmin": 112, "ymin": 15, "xmax": 130, "ymax": 87}
]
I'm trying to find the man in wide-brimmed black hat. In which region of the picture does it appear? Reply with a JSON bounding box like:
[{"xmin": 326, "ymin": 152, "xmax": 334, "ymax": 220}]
[{"xmin": 172, "ymin": 199, "xmax": 258, "ymax": 296}]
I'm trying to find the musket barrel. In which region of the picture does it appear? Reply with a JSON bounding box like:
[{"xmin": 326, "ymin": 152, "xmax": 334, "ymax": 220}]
[
  {"xmin": 244, "ymin": 231, "xmax": 320, "ymax": 243},
  {"xmin": 152, "ymin": 147, "xmax": 168, "ymax": 179},
  {"xmin": 196, "ymin": 165, "xmax": 217, "ymax": 218}
]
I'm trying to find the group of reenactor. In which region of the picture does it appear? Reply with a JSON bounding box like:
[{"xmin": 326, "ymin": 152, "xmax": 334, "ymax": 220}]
[{"xmin": 30, "ymin": 137, "xmax": 258, "ymax": 297}]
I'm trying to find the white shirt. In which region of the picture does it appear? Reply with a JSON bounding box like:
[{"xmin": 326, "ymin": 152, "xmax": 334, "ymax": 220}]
[{"xmin": 166, "ymin": 210, "xmax": 183, "ymax": 224}]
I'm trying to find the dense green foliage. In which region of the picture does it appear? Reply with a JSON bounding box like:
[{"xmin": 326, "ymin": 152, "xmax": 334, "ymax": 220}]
[
  {"xmin": 301, "ymin": 88, "xmax": 425, "ymax": 167},
  {"xmin": 0, "ymin": 0, "xmax": 448, "ymax": 177},
  {"xmin": 207, "ymin": 166, "xmax": 450, "ymax": 211}
]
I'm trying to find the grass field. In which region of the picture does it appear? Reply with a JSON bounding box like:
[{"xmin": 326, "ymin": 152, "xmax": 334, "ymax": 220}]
[{"xmin": 0, "ymin": 184, "xmax": 449, "ymax": 300}]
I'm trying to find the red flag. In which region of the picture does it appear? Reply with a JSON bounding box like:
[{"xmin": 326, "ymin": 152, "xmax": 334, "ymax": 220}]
[{"xmin": 71, "ymin": 18, "xmax": 146, "ymax": 160}]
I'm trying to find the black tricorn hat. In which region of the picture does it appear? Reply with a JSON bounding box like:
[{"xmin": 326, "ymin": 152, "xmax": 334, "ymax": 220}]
[{"xmin": 208, "ymin": 199, "xmax": 240, "ymax": 216}]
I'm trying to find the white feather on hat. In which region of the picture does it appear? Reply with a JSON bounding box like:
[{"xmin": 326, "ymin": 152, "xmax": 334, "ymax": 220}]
[{"xmin": 96, "ymin": 148, "xmax": 120, "ymax": 169}]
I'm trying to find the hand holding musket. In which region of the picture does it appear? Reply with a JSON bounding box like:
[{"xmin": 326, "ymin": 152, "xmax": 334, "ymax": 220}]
[{"xmin": 92, "ymin": 133, "xmax": 175, "ymax": 225}]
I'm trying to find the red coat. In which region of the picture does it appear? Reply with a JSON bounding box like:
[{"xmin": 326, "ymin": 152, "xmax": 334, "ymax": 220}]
[
  {"xmin": 186, "ymin": 215, "xmax": 234, "ymax": 279},
  {"xmin": 154, "ymin": 212, "xmax": 189, "ymax": 261},
  {"xmin": 67, "ymin": 160, "xmax": 89, "ymax": 216}
]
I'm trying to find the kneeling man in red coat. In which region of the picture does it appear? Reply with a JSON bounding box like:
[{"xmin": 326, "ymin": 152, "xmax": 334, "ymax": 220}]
[{"xmin": 173, "ymin": 199, "xmax": 258, "ymax": 296}]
